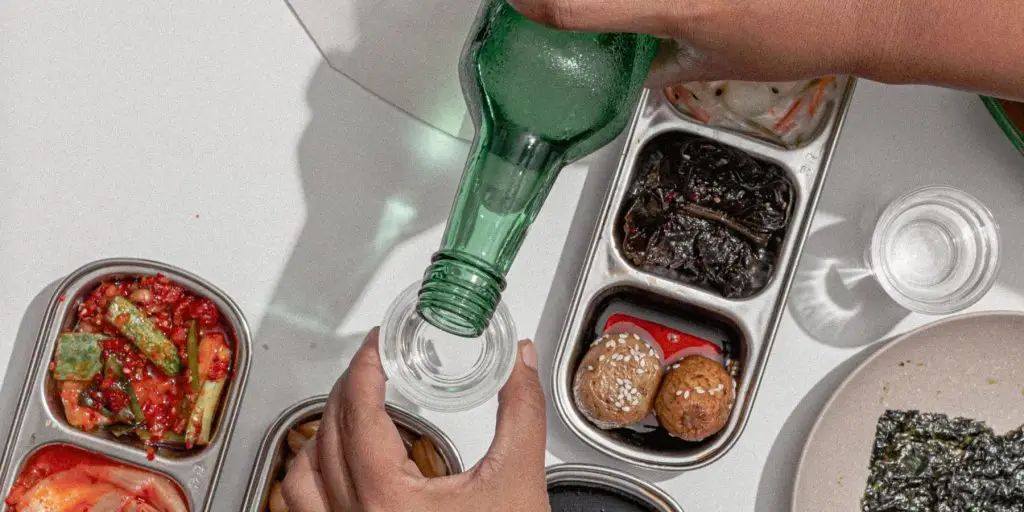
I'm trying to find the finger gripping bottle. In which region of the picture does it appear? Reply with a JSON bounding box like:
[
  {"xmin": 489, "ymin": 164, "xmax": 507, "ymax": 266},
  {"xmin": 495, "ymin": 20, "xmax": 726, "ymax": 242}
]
[{"xmin": 418, "ymin": 0, "xmax": 658, "ymax": 337}]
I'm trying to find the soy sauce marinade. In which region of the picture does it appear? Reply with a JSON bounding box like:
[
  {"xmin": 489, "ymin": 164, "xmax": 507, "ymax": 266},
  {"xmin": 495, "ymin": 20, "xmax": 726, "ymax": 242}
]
[
  {"xmin": 52, "ymin": 274, "xmax": 233, "ymax": 457},
  {"xmin": 622, "ymin": 132, "xmax": 793, "ymax": 299}
]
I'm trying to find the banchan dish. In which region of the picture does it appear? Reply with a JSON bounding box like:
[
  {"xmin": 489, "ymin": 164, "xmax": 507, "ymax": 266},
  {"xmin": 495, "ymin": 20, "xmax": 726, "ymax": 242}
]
[
  {"xmin": 0, "ymin": 258, "xmax": 252, "ymax": 511},
  {"xmin": 4, "ymin": 442, "xmax": 191, "ymax": 511},
  {"xmin": 552, "ymin": 79, "xmax": 857, "ymax": 470},
  {"xmin": 242, "ymin": 396, "xmax": 464, "ymax": 512}
]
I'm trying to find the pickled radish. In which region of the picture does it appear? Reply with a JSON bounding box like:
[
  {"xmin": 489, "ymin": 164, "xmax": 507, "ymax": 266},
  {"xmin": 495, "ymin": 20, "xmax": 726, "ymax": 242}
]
[{"xmin": 663, "ymin": 77, "xmax": 842, "ymax": 148}]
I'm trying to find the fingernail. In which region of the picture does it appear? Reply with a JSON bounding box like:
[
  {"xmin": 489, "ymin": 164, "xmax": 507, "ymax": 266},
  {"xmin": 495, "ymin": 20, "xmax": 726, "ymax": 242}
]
[{"xmin": 520, "ymin": 340, "xmax": 538, "ymax": 370}]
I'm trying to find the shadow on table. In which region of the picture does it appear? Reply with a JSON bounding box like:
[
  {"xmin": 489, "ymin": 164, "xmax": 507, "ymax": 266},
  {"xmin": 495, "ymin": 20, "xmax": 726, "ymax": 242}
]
[
  {"xmin": 787, "ymin": 214, "xmax": 910, "ymax": 349},
  {"xmin": 249, "ymin": 54, "xmax": 464, "ymax": 413},
  {"xmin": 796, "ymin": 84, "xmax": 1024, "ymax": 313},
  {"xmin": 0, "ymin": 280, "xmax": 61, "ymax": 441},
  {"xmin": 532, "ymin": 142, "xmax": 682, "ymax": 484},
  {"xmin": 753, "ymin": 340, "xmax": 886, "ymax": 511},
  {"xmin": 285, "ymin": 0, "xmax": 477, "ymax": 140}
]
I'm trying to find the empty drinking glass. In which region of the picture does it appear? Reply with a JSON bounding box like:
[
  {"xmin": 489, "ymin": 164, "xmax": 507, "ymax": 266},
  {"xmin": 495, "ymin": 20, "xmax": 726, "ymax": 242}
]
[{"xmin": 867, "ymin": 186, "xmax": 1000, "ymax": 314}]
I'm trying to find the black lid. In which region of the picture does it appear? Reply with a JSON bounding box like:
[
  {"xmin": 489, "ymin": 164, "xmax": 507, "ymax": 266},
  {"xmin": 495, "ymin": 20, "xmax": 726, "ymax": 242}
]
[
  {"xmin": 548, "ymin": 482, "xmax": 659, "ymax": 512},
  {"xmin": 545, "ymin": 464, "xmax": 681, "ymax": 512}
]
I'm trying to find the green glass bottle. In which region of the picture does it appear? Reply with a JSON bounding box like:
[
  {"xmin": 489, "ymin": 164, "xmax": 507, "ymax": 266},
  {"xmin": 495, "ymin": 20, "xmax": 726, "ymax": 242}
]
[{"xmin": 417, "ymin": 0, "xmax": 658, "ymax": 337}]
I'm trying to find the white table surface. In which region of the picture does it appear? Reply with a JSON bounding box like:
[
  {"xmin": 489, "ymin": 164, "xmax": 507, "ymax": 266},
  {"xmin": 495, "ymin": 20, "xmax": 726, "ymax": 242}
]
[{"xmin": 2, "ymin": 2, "xmax": 1023, "ymax": 511}]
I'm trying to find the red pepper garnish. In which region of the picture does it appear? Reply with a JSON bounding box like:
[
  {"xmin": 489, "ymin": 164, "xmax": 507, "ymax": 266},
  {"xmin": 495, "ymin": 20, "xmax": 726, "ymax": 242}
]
[
  {"xmin": 62, "ymin": 274, "xmax": 235, "ymax": 453},
  {"xmin": 603, "ymin": 313, "xmax": 722, "ymax": 363}
]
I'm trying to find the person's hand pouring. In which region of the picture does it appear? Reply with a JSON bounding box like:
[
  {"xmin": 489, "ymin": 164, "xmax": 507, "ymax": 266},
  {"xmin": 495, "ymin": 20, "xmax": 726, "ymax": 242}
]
[{"xmin": 507, "ymin": 0, "xmax": 1024, "ymax": 99}]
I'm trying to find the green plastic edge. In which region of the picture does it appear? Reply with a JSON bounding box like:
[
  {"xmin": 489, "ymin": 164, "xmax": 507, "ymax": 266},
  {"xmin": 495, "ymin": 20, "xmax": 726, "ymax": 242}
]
[{"xmin": 980, "ymin": 95, "xmax": 1024, "ymax": 155}]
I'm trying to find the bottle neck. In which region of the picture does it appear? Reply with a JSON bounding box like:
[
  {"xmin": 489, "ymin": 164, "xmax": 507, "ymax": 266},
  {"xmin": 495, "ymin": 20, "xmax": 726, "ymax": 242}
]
[
  {"xmin": 417, "ymin": 255, "xmax": 504, "ymax": 338},
  {"xmin": 418, "ymin": 125, "xmax": 566, "ymax": 337}
]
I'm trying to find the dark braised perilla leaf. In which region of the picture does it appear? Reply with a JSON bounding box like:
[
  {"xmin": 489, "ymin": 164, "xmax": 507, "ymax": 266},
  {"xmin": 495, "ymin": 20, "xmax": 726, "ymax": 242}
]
[
  {"xmin": 862, "ymin": 410, "xmax": 1024, "ymax": 512},
  {"xmin": 622, "ymin": 133, "xmax": 792, "ymax": 298}
]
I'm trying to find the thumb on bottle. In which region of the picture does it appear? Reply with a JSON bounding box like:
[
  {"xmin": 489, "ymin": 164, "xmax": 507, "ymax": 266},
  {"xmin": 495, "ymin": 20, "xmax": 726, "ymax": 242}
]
[
  {"xmin": 478, "ymin": 340, "xmax": 547, "ymax": 478},
  {"xmin": 507, "ymin": 0, "xmax": 679, "ymax": 36}
]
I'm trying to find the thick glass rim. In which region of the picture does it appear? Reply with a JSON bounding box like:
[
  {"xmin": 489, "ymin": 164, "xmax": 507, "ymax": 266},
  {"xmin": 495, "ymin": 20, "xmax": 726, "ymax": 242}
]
[
  {"xmin": 869, "ymin": 185, "xmax": 1001, "ymax": 314},
  {"xmin": 379, "ymin": 281, "xmax": 517, "ymax": 413}
]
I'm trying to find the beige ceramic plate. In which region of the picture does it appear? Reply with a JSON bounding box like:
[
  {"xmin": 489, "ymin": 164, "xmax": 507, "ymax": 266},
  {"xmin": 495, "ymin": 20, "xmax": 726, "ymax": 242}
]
[{"xmin": 792, "ymin": 312, "xmax": 1024, "ymax": 511}]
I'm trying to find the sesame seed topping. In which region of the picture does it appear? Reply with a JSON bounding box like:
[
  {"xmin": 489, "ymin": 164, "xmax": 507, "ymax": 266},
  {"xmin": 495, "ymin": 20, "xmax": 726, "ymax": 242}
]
[
  {"xmin": 637, "ymin": 369, "xmax": 645, "ymax": 375},
  {"xmin": 696, "ymin": 387, "xmax": 706, "ymax": 394},
  {"xmin": 622, "ymin": 406, "xmax": 632, "ymax": 412},
  {"xmin": 616, "ymin": 378, "xmax": 624, "ymax": 385},
  {"xmin": 675, "ymin": 390, "xmax": 682, "ymax": 396},
  {"xmin": 618, "ymin": 339, "xmax": 626, "ymax": 345},
  {"xmin": 619, "ymin": 333, "xmax": 627, "ymax": 339},
  {"xmin": 586, "ymin": 365, "xmax": 594, "ymax": 371},
  {"xmin": 605, "ymin": 341, "xmax": 616, "ymax": 349},
  {"xmin": 615, "ymin": 401, "xmax": 623, "ymax": 407},
  {"xmin": 599, "ymin": 355, "xmax": 606, "ymax": 362},
  {"xmin": 684, "ymin": 390, "xmax": 690, "ymax": 399}
]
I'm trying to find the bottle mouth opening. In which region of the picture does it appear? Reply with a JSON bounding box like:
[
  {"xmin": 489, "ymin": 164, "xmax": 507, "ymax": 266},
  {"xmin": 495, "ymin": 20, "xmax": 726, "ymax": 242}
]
[
  {"xmin": 417, "ymin": 302, "xmax": 480, "ymax": 338},
  {"xmin": 379, "ymin": 281, "xmax": 518, "ymax": 413},
  {"xmin": 416, "ymin": 255, "xmax": 504, "ymax": 338}
]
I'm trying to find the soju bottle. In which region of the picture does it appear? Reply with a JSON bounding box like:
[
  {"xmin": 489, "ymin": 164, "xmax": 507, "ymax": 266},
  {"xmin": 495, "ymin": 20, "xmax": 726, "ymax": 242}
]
[{"xmin": 417, "ymin": 0, "xmax": 658, "ymax": 337}]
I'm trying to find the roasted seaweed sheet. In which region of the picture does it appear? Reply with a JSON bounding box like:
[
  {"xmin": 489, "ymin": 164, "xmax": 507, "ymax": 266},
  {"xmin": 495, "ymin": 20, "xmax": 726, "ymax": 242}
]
[
  {"xmin": 863, "ymin": 410, "xmax": 1024, "ymax": 512},
  {"xmin": 621, "ymin": 133, "xmax": 792, "ymax": 298}
]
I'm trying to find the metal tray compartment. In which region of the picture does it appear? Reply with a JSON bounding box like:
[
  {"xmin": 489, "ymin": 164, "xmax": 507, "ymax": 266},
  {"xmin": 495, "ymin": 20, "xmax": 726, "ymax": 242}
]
[
  {"xmin": 0, "ymin": 258, "xmax": 253, "ymax": 510},
  {"xmin": 661, "ymin": 78, "xmax": 847, "ymax": 151},
  {"xmin": 3, "ymin": 442, "xmax": 191, "ymax": 509},
  {"xmin": 546, "ymin": 463, "xmax": 683, "ymax": 512},
  {"xmin": 552, "ymin": 79, "xmax": 857, "ymax": 470},
  {"xmin": 242, "ymin": 396, "xmax": 465, "ymax": 512}
]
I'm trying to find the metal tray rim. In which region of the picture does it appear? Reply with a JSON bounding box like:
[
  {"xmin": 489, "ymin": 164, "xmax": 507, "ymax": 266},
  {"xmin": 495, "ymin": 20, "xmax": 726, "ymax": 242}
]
[
  {"xmin": 651, "ymin": 84, "xmax": 845, "ymax": 154},
  {"xmin": 550, "ymin": 78, "xmax": 859, "ymax": 470},
  {"xmin": 0, "ymin": 257, "xmax": 254, "ymax": 511},
  {"xmin": 546, "ymin": 462, "xmax": 684, "ymax": 512},
  {"xmin": 598, "ymin": 112, "xmax": 828, "ymax": 308},
  {"xmin": 240, "ymin": 395, "xmax": 466, "ymax": 512},
  {"xmin": 1, "ymin": 440, "xmax": 196, "ymax": 510}
]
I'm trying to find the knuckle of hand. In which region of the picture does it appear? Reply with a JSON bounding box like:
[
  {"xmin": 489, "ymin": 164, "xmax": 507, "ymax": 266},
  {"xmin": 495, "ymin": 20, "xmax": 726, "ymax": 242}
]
[
  {"xmin": 475, "ymin": 454, "xmax": 505, "ymax": 482},
  {"xmin": 550, "ymin": 0, "xmax": 580, "ymax": 29},
  {"xmin": 520, "ymin": 0, "xmax": 579, "ymax": 29},
  {"xmin": 279, "ymin": 475, "xmax": 302, "ymax": 506},
  {"xmin": 508, "ymin": 379, "xmax": 546, "ymax": 416}
]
